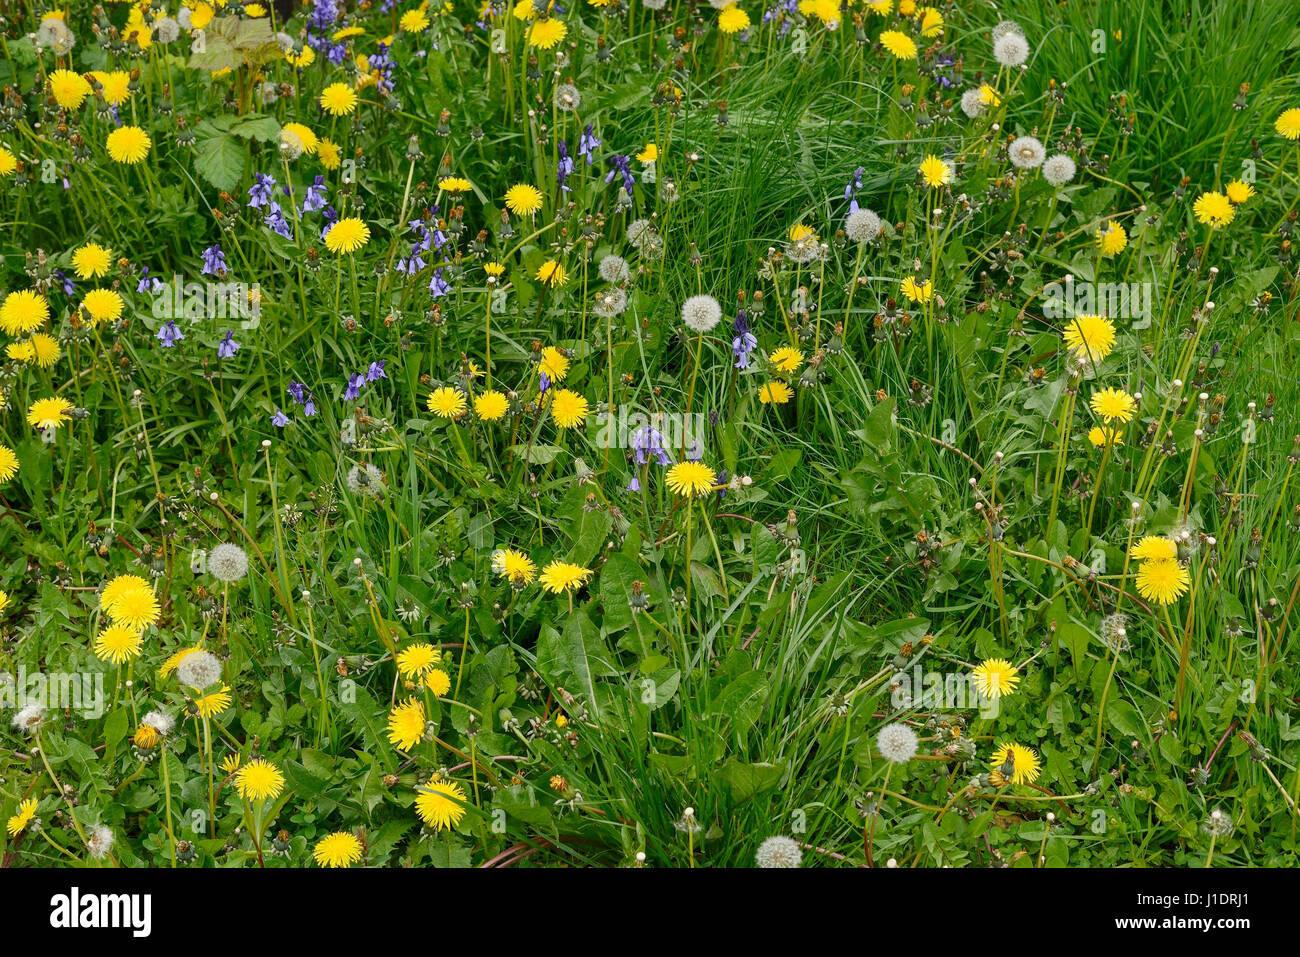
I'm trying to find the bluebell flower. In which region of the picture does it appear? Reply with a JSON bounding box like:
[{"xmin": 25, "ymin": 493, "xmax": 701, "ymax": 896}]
[
  {"xmin": 301, "ymin": 175, "xmax": 328, "ymax": 214},
  {"xmin": 428, "ymin": 269, "xmax": 451, "ymax": 298},
  {"xmin": 247, "ymin": 172, "xmax": 276, "ymax": 208},
  {"xmin": 578, "ymin": 124, "xmax": 601, "ymax": 165},
  {"xmin": 366, "ymin": 360, "xmax": 387, "ymax": 382},
  {"xmin": 271, "ymin": 409, "xmax": 290, "ymax": 427},
  {"xmin": 217, "ymin": 330, "xmax": 240, "ymax": 358},
  {"xmin": 344, "ymin": 373, "xmax": 366, "ymax": 401},
  {"xmin": 263, "ymin": 202, "xmax": 294, "ymax": 240},
  {"xmin": 732, "ymin": 309, "xmax": 758, "ymax": 369},
  {"xmin": 201, "ymin": 244, "xmax": 227, "ymax": 276},
  {"xmin": 156, "ymin": 321, "xmax": 184, "ymax": 348}
]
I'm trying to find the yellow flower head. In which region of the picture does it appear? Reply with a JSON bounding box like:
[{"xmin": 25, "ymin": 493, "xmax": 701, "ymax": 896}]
[
  {"xmin": 27, "ymin": 397, "xmax": 74, "ymax": 430},
  {"xmin": 492, "ymin": 547, "xmax": 537, "ymax": 585},
  {"xmin": 1062, "ymin": 314, "xmax": 1116, "ymax": 363},
  {"xmin": 539, "ymin": 346, "xmax": 570, "ymax": 382},
  {"xmin": 424, "ymin": 668, "xmax": 452, "ymax": 696},
  {"xmin": 1136, "ymin": 557, "xmax": 1190, "ymax": 605},
  {"xmin": 918, "ymin": 153, "xmax": 952, "ymax": 187},
  {"xmin": 1275, "ymin": 108, "xmax": 1300, "ymax": 140},
  {"xmin": 1, "ymin": 290, "xmax": 51, "ymax": 336},
  {"xmin": 396, "ymin": 642, "xmax": 442, "ymax": 678},
  {"xmin": 1193, "ymin": 191, "xmax": 1234, "ymax": 228},
  {"xmin": 1097, "ymin": 221, "xmax": 1127, "ymax": 256},
  {"xmin": 1088, "ymin": 426, "xmax": 1122, "ymax": 448},
  {"xmin": 989, "ymin": 742, "xmax": 1041, "ymax": 785},
  {"xmin": 439, "ymin": 176, "xmax": 471, "ymax": 193},
  {"xmin": 107, "ymin": 585, "xmax": 159, "ymax": 632},
  {"xmin": 281, "ymin": 122, "xmax": 319, "ymax": 155},
  {"xmin": 549, "ymin": 389, "xmax": 589, "ymax": 429},
  {"xmin": 665, "ymin": 461, "xmax": 718, "ymax": 497},
  {"xmin": 0, "ymin": 446, "xmax": 17, "ymax": 484},
  {"xmin": 234, "ymin": 758, "xmax": 285, "ymax": 802},
  {"xmin": 324, "ymin": 217, "xmax": 370, "ymax": 254},
  {"xmin": 49, "ymin": 69, "xmax": 92, "ymax": 110},
  {"xmin": 474, "ymin": 390, "xmax": 509, "ymax": 421},
  {"xmin": 415, "ymin": 778, "xmax": 468, "ymax": 830},
  {"xmin": 899, "ymin": 276, "xmax": 933, "ymax": 303},
  {"xmin": 106, "ymin": 125, "xmax": 151, "ymax": 164},
  {"xmin": 1225, "ymin": 179, "xmax": 1255, "ymax": 205},
  {"xmin": 718, "ymin": 4, "xmax": 750, "ymax": 34},
  {"xmin": 91, "ymin": 70, "xmax": 132, "ymax": 106},
  {"xmin": 1089, "ymin": 387, "xmax": 1135, "ymax": 423},
  {"xmin": 538, "ymin": 561, "xmax": 593, "ymax": 594},
  {"xmin": 535, "ymin": 260, "xmax": 568, "ymax": 287},
  {"xmin": 879, "ymin": 29, "xmax": 918, "ymax": 59},
  {"xmin": 529, "ymin": 17, "xmax": 567, "ymax": 49},
  {"xmin": 1130, "ymin": 535, "xmax": 1177, "ymax": 561},
  {"xmin": 768, "ymin": 346, "xmax": 803, "ymax": 374},
  {"xmin": 72, "ymin": 243, "xmax": 113, "ymax": 280},
  {"xmin": 6, "ymin": 798, "xmax": 37, "ymax": 837},
  {"xmin": 94, "ymin": 624, "xmax": 144, "ymax": 664},
  {"xmin": 759, "ymin": 381, "xmax": 793, "ymax": 405},
  {"xmin": 314, "ymin": 832, "xmax": 365, "ymax": 867},
  {"xmin": 400, "ymin": 9, "xmax": 432, "ymax": 31},
  {"xmin": 388, "ymin": 698, "xmax": 427, "ymax": 751},
  {"xmin": 427, "ymin": 386, "xmax": 467, "ymax": 419},
  {"xmin": 319, "ymin": 82, "xmax": 359, "ymax": 116},
  {"xmin": 504, "ymin": 183, "xmax": 544, "ymax": 216},
  {"xmin": 82, "ymin": 288, "xmax": 124, "ymax": 325},
  {"xmin": 972, "ymin": 658, "xmax": 1020, "ymax": 699}
]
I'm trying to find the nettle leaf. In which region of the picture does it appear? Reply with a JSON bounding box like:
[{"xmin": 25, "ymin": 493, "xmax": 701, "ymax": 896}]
[{"xmin": 194, "ymin": 133, "xmax": 246, "ymax": 192}]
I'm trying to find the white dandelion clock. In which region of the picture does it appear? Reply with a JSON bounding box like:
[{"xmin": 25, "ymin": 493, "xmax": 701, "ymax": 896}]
[
  {"xmin": 755, "ymin": 835, "xmax": 803, "ymax": 868},
  {"xmin": 681, "ymin": 294, "xmax": 722, "ymax": 333},
  {"xmin": 876, "ymin": 722, "xmax": 919, "ymax": 763}
]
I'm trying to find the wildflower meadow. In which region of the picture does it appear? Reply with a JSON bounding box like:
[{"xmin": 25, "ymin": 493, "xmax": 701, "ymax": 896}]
[{"xmin": 1, "ymin": 0, "xmax": 1299, "ymax": 882}]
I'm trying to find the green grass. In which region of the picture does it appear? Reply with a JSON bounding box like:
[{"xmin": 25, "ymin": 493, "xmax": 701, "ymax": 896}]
[{"xmin": 0, "ymin": 0, "xmax": 1299, "ymax": 869}]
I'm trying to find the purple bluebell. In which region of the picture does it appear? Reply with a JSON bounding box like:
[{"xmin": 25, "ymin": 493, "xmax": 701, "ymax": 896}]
[
  {"xmin": 366, "ymin": 360, "xmax": 387, "ymax": 382},
  {"xmin": 732, "ymin": 309, "xmax": 758, "ymax": 369},
  {"xmin": 217, "ymin": 330, "xmax": 240, "ymax": 358},
  {"xmin": 578, "ymin": 124, "xmax": 601, "ymax": 165},
  {"xmin": 344, "ymin": 374, "xmax": 366, "ymax": 401},
  {"xmin": 263, "ymin": 202, "xmax": 294, "ymax": 240},
  {"xmin": 271, "ymin": 409, "xmax": 290, "ymax": 427},
  {"xmin": 557, "ymin": 141, "xmax": 574, "ymax": 193},
  {"xmin": 156, "ymin": 321, "xmax": 184, "ymax": 348},
  {"xmin": 301, "ymin": 175, "xmax": 328, "ymax": 214},
  {"xmin": 631, "ymin": 425, "xmax": 671, "ymax": 467},
  {"xmin": 428, "ymin": 269, "xmax": 451, "ymax": 298},
  {"xmin": 247, "ymin": 172, "xmax": 276, "ymax": 208},
  {"xmin": 201, "ymin": 244, "xmax": 227, "ymax": 276}
]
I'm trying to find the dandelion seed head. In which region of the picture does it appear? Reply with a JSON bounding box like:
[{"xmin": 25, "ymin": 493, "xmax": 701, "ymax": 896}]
[
  {"xmin": 1042, "ymin": 153, "xmax": 1077, "ymax": 187},
  {"xmin": 176, "ymin": 650, "xmax": 223, "ymax": 690},
  {"xmin": 877, "ymin": 721, "xmax": 919, "ymax": 763},
  {"xmin": 755, "ymin": 835, "xmax": 803, "ymax": 868},
  {"xmin": 208, "ymin": 543, "xmax": 249, "ymax": 582},
  {"xmin": 993, "ymin": 32, "xmax": 1030, "ymax": 67},
  {"xmin": 845, "ymin": 207, "xmax": 882, "ymax": 243},
  {"xmin": 681, "ymin": 294, "xmax": 723, "ymax": 333}
]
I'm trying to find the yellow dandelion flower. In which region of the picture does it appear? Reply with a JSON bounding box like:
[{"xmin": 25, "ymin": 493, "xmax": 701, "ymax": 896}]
[
  {"xmin": 504, "ymin": 183, "xmax": 544, "ymax": 215},
  {"xmin": 538, "ymin": 561, "xmax": 593, "ymax": 594},
  {"xmin": 978, "ymin": 83, "xmax": 1000, "ymax": 105},
  {"xmin": 90, "ymin": 70, "xmax": 132, "ymax": 106},
  {"xmin": 1136, "ymin": 557, "xmax": 1190, "ymax": 605},
  {"xmin": 1, "ymin": 290, "xmax": 51, "ymax": 336},
  {"xmin": 314, "ymin": 832, "xmax": 365, "ymax": 868},
  {"xmin": 0, "ymin": 147, "xmax": 16, "ymax": 176},
  {"xmin": 1090, "ymin": 387, "xmax": 1135, "ymax": 423},
  {"xmin": 319, "ymin": 82, "xmax": 359, "ymax": 116},
  {"xmin": 718, "ymin": 4, "xmax": 750, "ymax": 34},
  {"xmin": 879, "ymin": 29, "xmax": 917, "ymax": 60},
  {"xmin": 535, "ymin": 260, "xmax": 568, "ymax": 286},
  {"xmin": 636, "ymin": 143, "xmax": 659, "ymax": 164},
  {"xmin": 194, "ymin": 685, "xmax": 233, "ymax": 718},
  {"xmin": 415, "ymin": 778, "xmax": 468, "ymax": 830},
  {"xmin": 105, "ymin": 125, "xmax": 151, "ymax": 164},
  {"xmin": 218, "ymin": 753, "xmax": 241, "ymax": 774},
  {"xmin": 1193, "ymin": 191, "xmax": 1234, "ymax": 228},
  {"xmin": 971, "ymin": 658, "xmax": 1020, "ymax": 699},
  {"xmin": 768, "ymin": 346, "xmax": 804, "ymax": 374},
  {"xmin": 396, "ymin": 643, "xmax": 442, "ymax": 678},
  {"xmin": 539, "ymin": 346, "xmax": 570, "ymax": 382},
  {"xmin": 160, "ymin": 645, "xmax": 201, "ymax": 677},
  {"xmin": 549, "ymin": 389, "xmax": 589, "ymax": 429},
  {"xmin": 281, "ymin": 122, "xmax": 319, "ymax": 155},
  {"xmin": 72, "ymin": 243, "xmax": 113, "ymax": 280},
  {"xmin": 387, "ymin": 698, "xmax": 427, "ymax": 751},
  {"xmin": 400, "ymin": 8, "xmax": 432, "ymax": 31},
  {"xmin": 133, "ymin": 724, "xmax": 160, "ymax": 749},
  {"xmin": 1130, "ymin": 536, "xmax": 1177, "ymax": 561},
  {"xmin": 474, "ymin": 390, "xmax": 509, "ymax": 421},
  {"xmin": 439, "ymin": 176, "xmax": 471, "ymax": 193},
  {"xmin": 528, "ymin": 17, "xmax": 567, "ymax": 49},
  {"xmin": 1088, "ymin": 426, "xmax": 1122, "ymax": 448},
  {"xmin": 318, "ymin": 138, "xmax": 342, "ymax": 170},
  {"xmin": 989, "ymin": 742, "xmax": 1041, "ymax": 785},
  {"xmin": 1225, "ymin": 179, "xmax": 1255, "ymax": 205},
  {"xmin": 1062, "ymin": 314, "xmax": 1116, "ymax": 363},
  {"xmin": 665, "ymin": 461, "xmax": 718, "ymax": 497},
  {"xmin": 493, "ymin": 547, "xmax": 537, "ymax": 585},
  {"xmin": 82, "ymin": 288, "xmax": 124, "ymax": 325},
  {"xmin": 759, "ymin": 381, "xmax": 794, "ymax": 405},
  {"xmin": 6, "ymin": 798, "xmax": 36, "ymax": 837},
  {"xmin": 107, "ymin": 586, "xmax": 159, "ymax": 632},
  {"xmin": 27, "ymin": 397, "xmax": 74, "ymax": 430},
  {"xmin": 1275, "ymin": 108, "xmax": 1300, "ymax": 140},
  {"xmin": 49, "ymin": 69, "xmax": 91, "ymax": 110},
  {"xmin": 28, "ymin": 333, "xmax": 60, "ymax": 369},
  {"xmin": 323, "ymin": 217, "xmax": 370, "ymax": 254},
  {"xmin": 234, "ymin": 758, "xmax": 285, "ymax": 802},
  {"xmin": 94, "ymin": 624, "xmax": 144, "ymax": 665},
  {"xmin": 0, "ymin": 445, "xmax": 17, "ymax": 484},
  {"xmin": 918, "ymin": 153, "xmax": 952, "ymax": 187},
  {"xmin": 1097, "ymin": 221, "xmax": 1127, "ymax": 256},
  {"xmin": 423, "ymin": 668, "xmax": 451, "ymax": 697},
  {"xmin": 899, "ymin": 276, "xmax": 933, "ymax": 303},
  {"xmin": 426, "ymin": 386, "xmax": 467, "ymax": 418}
]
